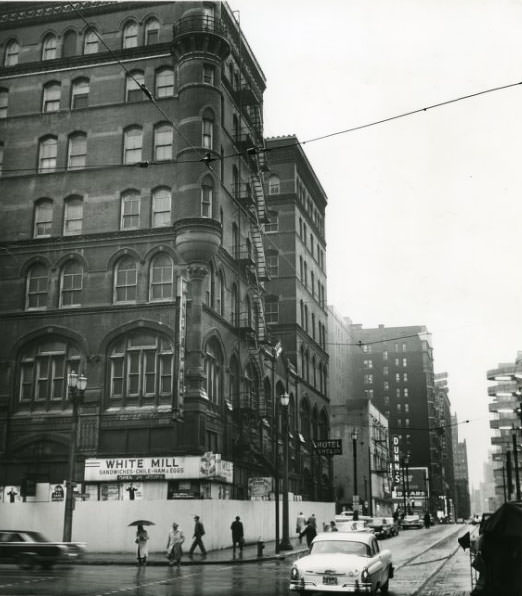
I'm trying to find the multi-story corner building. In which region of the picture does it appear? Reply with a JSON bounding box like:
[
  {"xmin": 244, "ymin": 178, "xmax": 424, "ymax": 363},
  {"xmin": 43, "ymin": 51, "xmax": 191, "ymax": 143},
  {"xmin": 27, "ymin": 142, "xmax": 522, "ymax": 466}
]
[
  {"xmin": 486, "ymin": 353, "xmax": 522, "ymax": 505},
  {"xmin": 433, "ymin": 373, "xmax": 455, "ymax": 519},
  {"xmin": 348, "ymin": 324, "xmax": 441, "ymax": 514},
  {"xmin": 0, "ymin": 2, "xmax": 331, "ymax": 504},
  {"xmin": 261, "ymin": 136, "xmax": 331, "ymax": 501}
]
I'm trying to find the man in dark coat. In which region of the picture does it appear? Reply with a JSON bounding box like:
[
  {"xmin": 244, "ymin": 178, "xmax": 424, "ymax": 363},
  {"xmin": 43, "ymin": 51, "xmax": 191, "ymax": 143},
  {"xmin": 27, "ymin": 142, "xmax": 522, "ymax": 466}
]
[
  {"xmin": 300, "ymin": 521, "xmax": 317, "ymax": 548},
  {"xmin": 231, "ymin": 516, "xmax": 244, "ymax": 553},
  {"xmin": 188, "ymin": 515, "xmax": 207, "ymax": 556}
]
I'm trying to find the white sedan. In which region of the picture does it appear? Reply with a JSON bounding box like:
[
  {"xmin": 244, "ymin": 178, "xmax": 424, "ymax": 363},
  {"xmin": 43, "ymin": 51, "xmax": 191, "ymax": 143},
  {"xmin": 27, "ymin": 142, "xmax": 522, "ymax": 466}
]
[{"xmin": 289, "ymin": 531, "xmax": 393, "ymax": 594}]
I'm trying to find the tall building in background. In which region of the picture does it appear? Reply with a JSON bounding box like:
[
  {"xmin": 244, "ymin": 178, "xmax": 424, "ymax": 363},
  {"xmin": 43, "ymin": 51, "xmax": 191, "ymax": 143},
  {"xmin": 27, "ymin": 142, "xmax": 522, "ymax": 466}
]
[
  {"xmin": 452, "ymin": 413, "xmax": 471, "ymax": 519},
  {"xmin": 0, "ymin": 2, "xmax": 331, "ymax": 503},
  {"xmin": 433, "ymin": 373, "xmax": 455, "ymax": 519}
]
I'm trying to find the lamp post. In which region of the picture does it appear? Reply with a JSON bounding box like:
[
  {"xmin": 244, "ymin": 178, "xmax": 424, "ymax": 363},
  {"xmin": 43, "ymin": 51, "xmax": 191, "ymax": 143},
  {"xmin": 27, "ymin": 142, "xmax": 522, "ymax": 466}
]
[
  {"xmin": 352, "ymin": 430, "xmax": 358, "ymax": 513},
  {"xmin": 279, "ymin": 391, "xmax": 293, "ymax": 551},
  {"xmin": 63, "ymin": 370, "xmax": 87, "ymax": 542}
]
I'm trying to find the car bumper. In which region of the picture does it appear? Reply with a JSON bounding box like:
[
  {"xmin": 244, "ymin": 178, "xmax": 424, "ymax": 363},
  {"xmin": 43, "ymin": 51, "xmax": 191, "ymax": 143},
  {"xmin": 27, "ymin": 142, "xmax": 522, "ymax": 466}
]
[{"xmin": 290, "ymin": 580, "xmax": 374, "ymax": 593}]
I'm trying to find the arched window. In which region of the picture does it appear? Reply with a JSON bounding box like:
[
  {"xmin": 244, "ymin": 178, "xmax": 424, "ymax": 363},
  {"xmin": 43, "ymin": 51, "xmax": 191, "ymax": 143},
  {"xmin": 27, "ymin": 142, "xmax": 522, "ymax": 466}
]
[
  {"xmin": 63, "ymin": 195, "xmax": 83, "ymax": 235},
  {"xmin": 149, "ymin": 253, "xmax": 173, "ymax": 301},
  {"xmin": 244, "ymin": 362, "xmax": 259, "ymax": 410},
  {"xmin": 60, "ymin": 260, "xmax": 83, "ymax": 307},
  {"xmin": 0, "ymin": 88, "xmax": 8, "ymax": 119},
  {"xmin": 109, "ymin": 331, "xmax": 173, "ymax": 403},
  {"xmin": 151, "ymin": 187, "xmax": 171, "ymax": 227},
  {"xmin": 312, "ymin": 355, "xmax": 316, "ymax": 388},
  {"xmin": 268, "ymin": 174, "xmax": 280, "ymax": 195},
  {"xmin": 123, "ymin": 126, "xmax": 143, "ymax": 164},
  {"xmin": 18, "ymin": 339, "xmax": 82, "ymax": 405},
  {"xmin": 305, "ymin": 349, "xmax": 310, "ymax": 382},
  {"xmin": 34, "ymin": 199, "xmax": 53, "ymax": 237},
  {"xmin": 120, "ymin": 189, "xmax": 141, "ymax": 229},
  {"xmin": 26, "ymin": 263, "xmax": 48, "ymax": 309},
  {"xmin": 83, "ymin": 28, "xmax": 98, "ymax": 54},
  {"xmin": 114, "ymin": 255, "xmax": 137, "ymax": 303},
  {"xmin": 144, "ymin": 18, "xmax": 160, "ymax": 45},
  {"xmin": 63, "ymin": 30, "xmax": 77, "ymax": 57},
  {"xmin": 300, "ymin": 399, "xmax": 311, "ymax": 441},
  {"xmin": 232, "ymin": 222, "xmax": 239, "ymax": 258},
  {"xmin": 38, "ymin": 136, "xmax": 57, "ymax": 173},
  {"xmin": 71, "ymin": 78, "xmax": 89, "ymax": 109},
  {"xmin": 126, "ymin": 71, "xmax": 145, "ymax": 102},
  {"xmin": 204, "ymin": 338, "xmax": 223, "ymax": 404},
  {"xmin": 312, "ymin": 405, "xmax": 318, "ymax": 441},
  {"xmin": 122, "ymin": 21, "xmax": 138, "ymax": 49},
  {"xmin": 4, "ymin": 40, "xmax": 19, "ymax": 66},
  {"xmin": 231, "ymin": 283, "xmax": 239, "ymax": 326},
  {"xmin": 42, "ymin": 82, "xmax": 60, "ymax": 112},
  {"xmin": 201, "ymin": 176, "xmax": 213, "ymax": 218},
  {"xmin": 154, "ymin": 123, "xmax": 173, "ymax": 161},
  {"xmin": 216, "ymin": 270, "xmax": 224, "ymax": 316},
  {"xmin": 202, "ymin": 111, "xmax": 214, "ymax": 149},
  {"xmin": 67, "ymin": 132, "xmax": 87, "ymax": 169},
  {"xmin": 155, "ymin": 67, "xmax": 174, "ymax": 98},
  {"xmin": 42, "ymin": 33, "xmax": 57, "ymax": 60},
  {"xmin": 229, "ymin": 355, "xmax": 240, "ymax": 410}
]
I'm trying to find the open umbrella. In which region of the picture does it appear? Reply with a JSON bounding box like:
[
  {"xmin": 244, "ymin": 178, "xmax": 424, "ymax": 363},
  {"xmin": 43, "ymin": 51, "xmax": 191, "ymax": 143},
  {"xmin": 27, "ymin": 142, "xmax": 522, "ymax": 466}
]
[{"xmin": 128, "ymin": 520, "xmax": 155, "ymax": 526}]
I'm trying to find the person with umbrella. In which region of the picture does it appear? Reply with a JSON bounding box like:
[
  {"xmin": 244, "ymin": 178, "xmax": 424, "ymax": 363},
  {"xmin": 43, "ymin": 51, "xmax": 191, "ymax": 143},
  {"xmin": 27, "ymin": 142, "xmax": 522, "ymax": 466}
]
[{"xmin": 128, "ymin": 520, "xmax": 154, "ymax": 566}]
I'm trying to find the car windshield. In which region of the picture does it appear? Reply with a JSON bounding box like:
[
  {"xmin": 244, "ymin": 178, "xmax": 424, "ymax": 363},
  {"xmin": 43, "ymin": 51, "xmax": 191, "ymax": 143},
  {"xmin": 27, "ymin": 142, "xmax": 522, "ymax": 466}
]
[
  {"xmin": 19, "ymin": 531, "xmax": 48, "ymax": 542},
  {"xmin": 311, "ymin": 540, "xmax": 371, "ymax": 557}
]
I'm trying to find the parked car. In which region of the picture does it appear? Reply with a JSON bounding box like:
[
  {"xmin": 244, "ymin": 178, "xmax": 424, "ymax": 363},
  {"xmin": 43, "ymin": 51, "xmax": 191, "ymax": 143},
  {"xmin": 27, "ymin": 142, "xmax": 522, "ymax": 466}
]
[
  {"xmin": 400, "ymin": 514, "xmax": 423, "ymax": 529},
  {"xmin": 289, "ymin": 531, "xmax": 393, "ymax": 594},
  {"xmin": 368, "ymin": 517, "xmax": 399, "ymax": 538},
  {"xmin": 334, "ymin": 516, "xmax": 374, "ymax": 533},
  {"xmin": 0, "ymin": 530, "xmax": 85, "ymax": 569}
]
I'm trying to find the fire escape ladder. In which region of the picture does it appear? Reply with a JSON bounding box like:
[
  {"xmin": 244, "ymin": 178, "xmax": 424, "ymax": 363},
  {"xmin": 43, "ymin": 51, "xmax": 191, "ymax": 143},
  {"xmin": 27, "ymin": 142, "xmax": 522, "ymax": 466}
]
[
  {"xmin": 251, "ymin": 170, "xmax": 269, "ymax": 225},
  {"xmin": 251, "ymin": 222, "xmax": 268, "ymax": 283}
]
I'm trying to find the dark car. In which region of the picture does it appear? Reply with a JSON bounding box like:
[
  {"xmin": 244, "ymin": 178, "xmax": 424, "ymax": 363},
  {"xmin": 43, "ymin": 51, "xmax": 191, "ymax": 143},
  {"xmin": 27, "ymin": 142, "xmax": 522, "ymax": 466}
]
[
  {"xmin": 0, "ymin": 530, "xmax": 85, "ymax": 569},
  {"xmin": 368, "ymin": 517, "xmax": 399, "ymax": 538}
]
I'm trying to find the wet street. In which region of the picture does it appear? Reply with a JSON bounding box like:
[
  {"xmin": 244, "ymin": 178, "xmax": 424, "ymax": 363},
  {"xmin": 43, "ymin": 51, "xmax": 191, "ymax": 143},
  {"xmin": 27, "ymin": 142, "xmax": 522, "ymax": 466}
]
[{"xmin": 0, "ymin": 524, "xmax": 475, "ymax": 596}]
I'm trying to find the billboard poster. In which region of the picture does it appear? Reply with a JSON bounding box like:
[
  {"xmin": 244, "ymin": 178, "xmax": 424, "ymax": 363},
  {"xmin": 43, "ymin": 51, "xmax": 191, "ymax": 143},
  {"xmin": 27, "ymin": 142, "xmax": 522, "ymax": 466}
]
[
  {"xmin": 248, "ymin": 477, "xmax": 273, "ymax": 499},
  {"xmin": 4, "ymin": 486, "xmax": 21, "ymax": 503},
  {"xmin": 122, "ymin": 482, "xmax": 143, "ymax": 500},
  {"xmin": 50, "ymin": 483, "xmax": 65, "ymax": 501}
]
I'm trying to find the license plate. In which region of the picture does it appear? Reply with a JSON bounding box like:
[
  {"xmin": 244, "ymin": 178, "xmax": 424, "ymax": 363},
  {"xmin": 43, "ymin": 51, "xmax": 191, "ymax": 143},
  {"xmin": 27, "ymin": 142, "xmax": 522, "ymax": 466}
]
[{"xmin": 322, "ymin": 576, "xmax": 338, "ymax": 585}]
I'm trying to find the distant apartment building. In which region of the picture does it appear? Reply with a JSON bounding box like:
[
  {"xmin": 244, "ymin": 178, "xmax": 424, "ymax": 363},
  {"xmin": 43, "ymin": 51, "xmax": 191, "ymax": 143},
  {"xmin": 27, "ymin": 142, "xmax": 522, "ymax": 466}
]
[
  {"xmin": 452, "ymin": 416, "xmax": 471, "ymax": 519},
  {"xmin": 433, "ymin": 373, "xmax": 455, "ymax": 519}
]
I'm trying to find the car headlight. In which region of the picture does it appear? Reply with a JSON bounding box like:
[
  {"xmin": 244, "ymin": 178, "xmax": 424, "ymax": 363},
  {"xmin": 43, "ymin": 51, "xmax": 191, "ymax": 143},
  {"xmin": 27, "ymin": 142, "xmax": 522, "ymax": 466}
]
[
  {"xmin": 361, "ymin": 567, "xmax": 370, "ymax": 583},
  {"xmin": 290, "ymin": 567, "xmax": 300, "ymax": 580}
]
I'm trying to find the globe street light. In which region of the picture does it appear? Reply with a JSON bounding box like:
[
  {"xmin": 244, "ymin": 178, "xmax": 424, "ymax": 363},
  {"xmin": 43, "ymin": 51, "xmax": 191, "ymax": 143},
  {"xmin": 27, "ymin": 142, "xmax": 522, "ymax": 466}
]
[
  {"xmin": 63, "ymin": 370, "xmax": 87, "ymax": 542},
  {"xmin": 279, "ymin": 391, "xmax": 293, "ymax": 551}
]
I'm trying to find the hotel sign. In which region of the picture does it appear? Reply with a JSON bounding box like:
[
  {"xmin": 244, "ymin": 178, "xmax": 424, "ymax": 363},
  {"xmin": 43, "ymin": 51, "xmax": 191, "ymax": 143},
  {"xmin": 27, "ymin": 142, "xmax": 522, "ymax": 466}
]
[{"xmin": 84, "ymin": 453, "xmax": 233, "ymax": 483}]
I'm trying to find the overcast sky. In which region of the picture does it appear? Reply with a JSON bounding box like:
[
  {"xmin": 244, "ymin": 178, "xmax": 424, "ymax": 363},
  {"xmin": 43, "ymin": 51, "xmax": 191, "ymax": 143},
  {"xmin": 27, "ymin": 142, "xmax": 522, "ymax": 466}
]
[{"xmin": 232, "ymin": 0, "xmax": 522, "ymax": 489}]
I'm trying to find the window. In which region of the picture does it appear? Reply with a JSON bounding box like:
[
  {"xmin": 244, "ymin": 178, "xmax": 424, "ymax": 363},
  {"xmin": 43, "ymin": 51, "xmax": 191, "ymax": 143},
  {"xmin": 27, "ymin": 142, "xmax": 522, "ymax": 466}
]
[
  {"xmin": 0, "ymin": 88, "xmax": 8, "ymax": 118},
  {"xmin": 63, "ymin": 30, "xmax": 77, "ymax": 57},
  {"xmin": 268, "ymin": 174, "xmax": 280, "ymax": 194},
  {"xmin": 63, "ymin": 195, "xmax": 83, "ymax": 235},
  {"xmin": 154, "ymin": 123, "xmax": 173, "ymax": 161},
  {"xmin": 395, "ymin": 373, "xmax": 400, "ymax": 382},
  {"xmin": 67, "ymin": 132, "xmax": 86, "ymax": 169},
  {"xmin": 364, "ymin": 389, "xmax": 374, "ymax": 399},
  {"xmin": 123, "ymin": 126, "xmax": 143, "ymax": 164},
  {"xmin": 364, "ymin": 374, "xmax": 373, "ymax": 385},
  {"xmin": 114, "ymin": 256, "xmax": 137, "ymax": 303},
  {"xmin": 216, "ymin": 270, "xmax": 224, "ymax": 316},
  {"xmin": 126, "ymin": 71, "xmax": 145, "ymax": 102},
  {"xmin": 38, "ymin": 136, "xmax": 57, "ymax": 173},
  {"xmin": 201, "ymin": 177, "xmax": 213, "ymax": 217},
  {"xmin": 202, "ymin": 117, "xmax": 213, "ymax": 149},
  {"xmin": 123, "ymin": 21, "xmax": 138, "ymax": 48},
  {"xmin": 204, "ymin": 338, "xmax": 223, "ymax": 404},
  {"xmin": 202, "ymin": 64, "xmax": 215, "ymax": 84},
  {"xmin": 34, "ymin": 199, "xmax": 53, "ymax": 237},
  {"xmin": 383, "ymin": 366, "xmax": 389, "ymax": 376},
  {"xmin": 152, "ymin": 187, "xmax": 171, "ymax": 227},
  {"xmin": 71, "ymin": 78, "xmax": 89, "ymax": 109},
  {"xmin": 109, "ymin": 331, "xmax": 173, "ymax": 402},
  {"xmin": 404, "ymin": 388, "xmax": 409, "ymax": 398},
  {"xmin": 265, "ymin": 295, "xmax": 279, "ymax": 324},
  {"xmin": 120, "ymin": 190, "xmax": 140, "ymax": 229},
  {"xmin": 26, "ymin": 263, "xmax": 48, "ymax": 309},
  {"xmin": 266, "ymin": 251, "xmax": 279, "ymax": 277},
  {"xmin": 18, "ymin": 340, "xmax": 81, "ymax": 405},
  {"xmin": 83, "ymin": 29, "xmax": 98, "ymax": 54},
  {"xmin": 145, "ymin": 18, "xmax": 160, "ymax": 45},
  {"xmin": 265, "ymin": 211, "xmax": 278, "ymax": 233},
  {"xmin": 4, "ymin": 40, "xmax": 19, "ymax": 66},
  {"xmin": 384, "ymin": 381, "xmax": 390, "ymax": 391},
  {"xmin": 149, "ymin": 253, "xmax": 174, "ymax": 301},
  {"xmin": 363, "ymin": 359, "xmax": 373, "ymax": 369},
  {"xmin": 60, "ymin": 260, "xmax": 83, "ymax": 307},
  {"xmin": 403, "ymin": 373, "xmax": 408, "ymax": 382},
  {"xmin": 42, "ymin": 82, "xmax": 60, "ymax": 112},
  {"xmin": 383, "ymin": 351, "xmax": 388, "ymax": 360},
  {"xmin": 42, "ymin": 34, "xmax": 57, "ymax": 60},
  {"xmin": 231, "ymin": 283, "xmax": 239, "ymax": 326},
  {"xmin": 402, "ymin": 358, "xmax": 408, "ymax": 367},
  {"xmin": 155, "ymin": 67, "xmax": 174, "ymax": 97}
]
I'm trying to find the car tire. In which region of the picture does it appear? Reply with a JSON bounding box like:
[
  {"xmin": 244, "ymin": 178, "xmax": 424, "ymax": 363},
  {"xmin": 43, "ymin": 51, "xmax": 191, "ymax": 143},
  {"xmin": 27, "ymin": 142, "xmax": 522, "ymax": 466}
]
[
  {"xmin": 380, "ymin": 578, "xmax": 390, "ymax": 594},
  {"xmin": 16, "ymin": 553, "xmax": 35, "ymax": 570}
]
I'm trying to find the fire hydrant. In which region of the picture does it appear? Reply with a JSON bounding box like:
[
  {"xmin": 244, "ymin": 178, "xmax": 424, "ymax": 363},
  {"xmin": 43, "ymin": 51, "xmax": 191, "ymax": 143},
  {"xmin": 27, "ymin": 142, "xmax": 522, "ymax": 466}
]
[{"xmin": 257, "ymin": 538, "xmax": 264, "ymax": 558}]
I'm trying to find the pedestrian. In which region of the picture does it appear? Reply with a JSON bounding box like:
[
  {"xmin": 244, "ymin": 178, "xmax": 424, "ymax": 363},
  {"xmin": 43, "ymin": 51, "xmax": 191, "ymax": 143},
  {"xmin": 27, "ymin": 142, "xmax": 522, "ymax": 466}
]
[
  {"xmin": 135, "ymin": 524, "xmax": 149, "ymax": 566},
  {"xmin": 296, "ymin": 512, "xmax": 307, "ymax": 543},
  {"xmin": 299, "ymin": 520, "xmax": 317, "ymax": 548},
  {"xmin": 308, "ymin": 513, "xmax": 317, "ymax": 530},
  {"xmin": 166, "ymin": 521, "xmax": 185, "ymax": 566},
  {"xmin": 329, "ymin": 521, "xmax": 338, "ymax": 532},
  {"xmin": 424, "ymin": 512, "xmax": 431, "ymax": 529},
  {"xmin": 231, "ymin": 516, "xmax": 244, "ymax": 554},
  {"xmin": 188, "ymin": 515, "xmax": 207, "ymax": 556}
]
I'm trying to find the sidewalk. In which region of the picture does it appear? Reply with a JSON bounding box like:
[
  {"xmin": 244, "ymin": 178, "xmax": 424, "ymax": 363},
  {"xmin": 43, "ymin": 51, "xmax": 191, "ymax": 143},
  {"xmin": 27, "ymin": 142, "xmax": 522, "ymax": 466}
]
[{"xmin": 78, "ymin": 539, "xmax": 309, "ymax": 566}]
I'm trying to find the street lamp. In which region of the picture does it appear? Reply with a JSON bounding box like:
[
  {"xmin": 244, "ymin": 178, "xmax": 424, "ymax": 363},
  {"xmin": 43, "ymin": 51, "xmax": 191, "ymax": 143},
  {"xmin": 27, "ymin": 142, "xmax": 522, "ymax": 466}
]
[
  {"xmin": 352, "ymin": 430, "xmax": 358, "ymax": 513},
  {"xmin": 63, "ymin": 370, "xmax": 87, "ymax": 542},
  {"xmin": 279, "ymin": 391, "xmax": 293, "ymax": 551}
]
